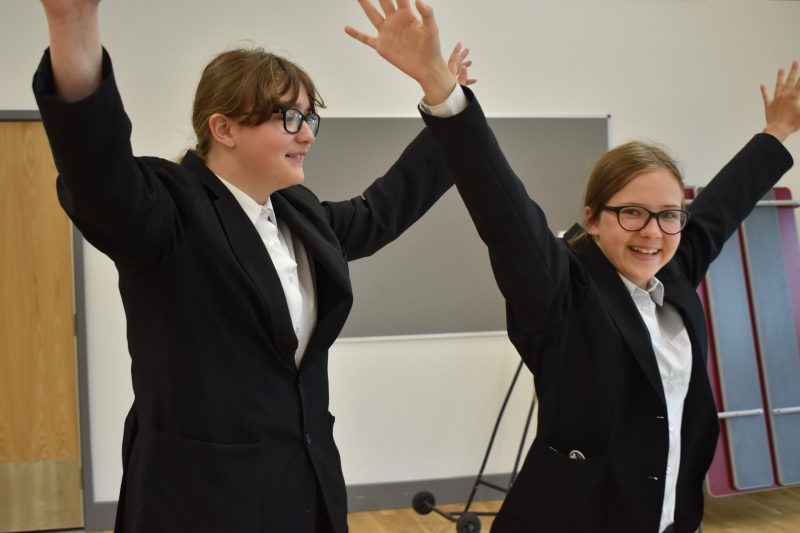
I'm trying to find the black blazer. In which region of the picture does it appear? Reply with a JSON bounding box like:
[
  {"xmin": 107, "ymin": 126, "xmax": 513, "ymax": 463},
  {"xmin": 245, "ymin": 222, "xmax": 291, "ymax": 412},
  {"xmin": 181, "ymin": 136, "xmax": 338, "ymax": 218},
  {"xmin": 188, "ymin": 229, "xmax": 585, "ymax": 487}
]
[
  {"xmin": 421, "ymin": 88, "xmax": 793, "ymax": 533},
  {"xmin": 33, "ymin": 50, "xmax": 452, "ymax": 533}
]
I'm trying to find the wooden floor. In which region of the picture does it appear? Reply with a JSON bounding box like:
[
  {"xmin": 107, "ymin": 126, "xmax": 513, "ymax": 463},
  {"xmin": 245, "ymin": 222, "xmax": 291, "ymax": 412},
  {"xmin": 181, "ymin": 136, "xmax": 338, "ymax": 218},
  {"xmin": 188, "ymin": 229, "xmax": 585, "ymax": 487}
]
[
  {"xmin": 348, "ymin": 487, "xmax": 800, "ymax": 533},
  {"xmin": 68, "ymin": 486, "xmax": 800, "ymax": 533},
  {"xmin": 701, "ymin": 487, "xmax": 800, "ymax": 533}
]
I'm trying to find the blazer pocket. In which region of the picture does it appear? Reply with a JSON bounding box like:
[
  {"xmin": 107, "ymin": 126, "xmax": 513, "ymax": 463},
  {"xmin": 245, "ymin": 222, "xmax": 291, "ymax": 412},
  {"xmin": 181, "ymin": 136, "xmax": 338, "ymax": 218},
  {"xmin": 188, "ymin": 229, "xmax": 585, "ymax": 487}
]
[
  {"xmin": 131, "ymin": 430, "xmax": 268, "ymax": 533},
  {"xmin": 505, "ymin": 440, "xmax": 609, "ymax": 533}
]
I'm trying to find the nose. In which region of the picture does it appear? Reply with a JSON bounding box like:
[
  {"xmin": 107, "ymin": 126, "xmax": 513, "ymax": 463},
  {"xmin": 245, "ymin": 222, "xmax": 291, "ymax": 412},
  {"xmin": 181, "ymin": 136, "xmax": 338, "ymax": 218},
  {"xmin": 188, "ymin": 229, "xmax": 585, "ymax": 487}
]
[
  {"xmin": 296, "ymin": 120, "xmax": 315, "ymax": 144},
  {"xmin": 639, "ymin": 215, "xmax": 663, "ymax": 237}
]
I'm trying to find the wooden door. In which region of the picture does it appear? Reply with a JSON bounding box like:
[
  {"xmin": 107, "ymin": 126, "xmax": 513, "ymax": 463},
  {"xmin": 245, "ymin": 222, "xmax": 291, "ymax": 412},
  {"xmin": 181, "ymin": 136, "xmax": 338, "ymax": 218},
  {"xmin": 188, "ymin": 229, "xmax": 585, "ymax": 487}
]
[{"xmin": 0, "ymin": 120, "xmax": 83, "ymax": 531}]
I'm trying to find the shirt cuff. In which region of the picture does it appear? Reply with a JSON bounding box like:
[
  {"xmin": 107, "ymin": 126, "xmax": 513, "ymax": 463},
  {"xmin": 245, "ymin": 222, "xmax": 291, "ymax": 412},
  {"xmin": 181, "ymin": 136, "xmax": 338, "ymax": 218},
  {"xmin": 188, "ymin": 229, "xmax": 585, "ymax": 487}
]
[{"xmin": 418, "ymin": 84, "xmax": 468, "ymax": 117}]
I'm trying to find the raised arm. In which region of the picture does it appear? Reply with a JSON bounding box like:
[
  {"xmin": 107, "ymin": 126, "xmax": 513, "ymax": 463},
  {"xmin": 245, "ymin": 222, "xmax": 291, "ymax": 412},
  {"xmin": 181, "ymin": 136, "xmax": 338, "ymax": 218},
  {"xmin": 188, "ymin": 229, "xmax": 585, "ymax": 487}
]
[
  {"xmin": 40, "ymin": 0, "xmax": 103, "ymax": 102},
  {"xmin": 347, "ymin": 0, "xmax": 573, "ymax": 334},
  {"xmin": 35, "ymin": 0, "xmax": 178, "ymax": 271},
  {"xmin": 677, "ymin": 60, "xmax": 798, "ymax": 284},
  {"xmin": 329, "ymin": 0, "xmax": 480, "ymax": 259}
]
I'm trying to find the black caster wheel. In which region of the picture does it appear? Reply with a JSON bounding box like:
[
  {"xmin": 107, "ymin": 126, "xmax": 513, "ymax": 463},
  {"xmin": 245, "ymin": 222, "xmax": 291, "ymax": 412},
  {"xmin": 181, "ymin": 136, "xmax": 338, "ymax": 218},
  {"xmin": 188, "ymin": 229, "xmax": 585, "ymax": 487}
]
[
  {"xmin": 456, "ymin": 512, "xmax": 481, "ymax": 533},
  {"xmin": 411, "ymin": 490, "xmax": 435, "ymax": 515}
]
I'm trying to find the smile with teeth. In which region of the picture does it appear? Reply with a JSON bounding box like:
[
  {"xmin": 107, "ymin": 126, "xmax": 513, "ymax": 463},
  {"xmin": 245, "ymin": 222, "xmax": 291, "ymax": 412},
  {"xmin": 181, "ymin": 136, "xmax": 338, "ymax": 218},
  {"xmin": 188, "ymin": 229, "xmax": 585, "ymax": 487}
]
[{"xmin": 630, "ymin": 246, "xmax": 659, "ymax": 256}]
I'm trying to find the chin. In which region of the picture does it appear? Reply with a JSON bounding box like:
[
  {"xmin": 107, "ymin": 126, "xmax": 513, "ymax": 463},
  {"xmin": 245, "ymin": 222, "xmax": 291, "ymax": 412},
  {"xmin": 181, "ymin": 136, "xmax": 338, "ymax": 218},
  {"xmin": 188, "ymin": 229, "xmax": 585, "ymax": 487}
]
[{"xmin": 282, "ymin": 174, "xmax": 305, "ymax": 188}]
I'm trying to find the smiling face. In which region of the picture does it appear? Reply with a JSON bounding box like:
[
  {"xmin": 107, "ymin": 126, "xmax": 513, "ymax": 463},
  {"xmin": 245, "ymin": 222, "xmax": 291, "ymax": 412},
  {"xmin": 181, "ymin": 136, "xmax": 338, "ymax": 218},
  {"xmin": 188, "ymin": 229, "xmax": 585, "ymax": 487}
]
[
  {"xmin": 228, "ymin": 86, "xmax": 315, "ymax": 192},
  {"xmin": 585, "ymin": 168, "xmax": 684, "ymax": 288},
  {"xmin": 192, "ymin": 48, "xmax": 325, "ymax": 201}
]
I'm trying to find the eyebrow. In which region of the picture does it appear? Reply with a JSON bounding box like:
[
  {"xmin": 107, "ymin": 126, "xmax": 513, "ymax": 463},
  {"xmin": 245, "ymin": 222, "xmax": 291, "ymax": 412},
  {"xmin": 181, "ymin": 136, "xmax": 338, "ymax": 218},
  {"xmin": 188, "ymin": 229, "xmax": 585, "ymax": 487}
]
[
  {"xmin": 615, "ymin": 202, "xmax": 683, "ymax": 210},
  {"xmin": 277, "ymin": 100, "xmax": 313, "ymax": 114}
]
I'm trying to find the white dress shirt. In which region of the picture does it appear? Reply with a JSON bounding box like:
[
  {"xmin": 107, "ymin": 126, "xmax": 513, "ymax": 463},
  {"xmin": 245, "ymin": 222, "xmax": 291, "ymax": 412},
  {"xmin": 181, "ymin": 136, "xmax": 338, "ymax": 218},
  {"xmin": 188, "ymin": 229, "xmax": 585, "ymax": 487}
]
[
  {"xmin": 419, "ymin": 83, "xmax": 468, "ymax": 117},
  {"xmin": 218, "ymin": 178, "xmax": 316, "ymax": 367},
  {"xmin": 619, "ymin": 274, "xmax": 692, "ymax": 532}
]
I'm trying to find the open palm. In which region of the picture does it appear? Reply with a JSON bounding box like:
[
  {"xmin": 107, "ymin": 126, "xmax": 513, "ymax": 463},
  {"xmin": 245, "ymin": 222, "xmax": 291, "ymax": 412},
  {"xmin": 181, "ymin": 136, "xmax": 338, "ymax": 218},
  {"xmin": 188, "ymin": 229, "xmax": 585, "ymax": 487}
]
[
  {"xmin": 346, "ymin": 0, "xmax": 446, "ymax": 85},
  {"xmin": 761, "ymin": 60, "xmax": 800, "ymax": 142}
]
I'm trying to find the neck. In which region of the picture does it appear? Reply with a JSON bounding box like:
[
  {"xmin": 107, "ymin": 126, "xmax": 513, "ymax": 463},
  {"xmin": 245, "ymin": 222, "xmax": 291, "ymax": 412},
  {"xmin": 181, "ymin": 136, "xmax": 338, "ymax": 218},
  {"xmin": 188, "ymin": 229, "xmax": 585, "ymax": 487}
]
[{"xmin": 205, "ymin": 147, "xmax": 275, "ymax": 205}]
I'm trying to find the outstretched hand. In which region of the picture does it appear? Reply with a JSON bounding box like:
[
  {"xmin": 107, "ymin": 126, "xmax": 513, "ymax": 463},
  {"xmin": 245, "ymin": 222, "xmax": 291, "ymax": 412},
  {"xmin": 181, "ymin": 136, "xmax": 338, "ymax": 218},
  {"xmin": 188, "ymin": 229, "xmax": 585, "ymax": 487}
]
[
  {"xmin": 448, "ymin": 42, "xmax": 477, "ymax": 86},
  {"xmin": 345, "ymin": 0, "xmax": 459, "ymax": 105},
  {"xmin": 761, "ymin": 60, "xmax": 800, "ymax": 142}
]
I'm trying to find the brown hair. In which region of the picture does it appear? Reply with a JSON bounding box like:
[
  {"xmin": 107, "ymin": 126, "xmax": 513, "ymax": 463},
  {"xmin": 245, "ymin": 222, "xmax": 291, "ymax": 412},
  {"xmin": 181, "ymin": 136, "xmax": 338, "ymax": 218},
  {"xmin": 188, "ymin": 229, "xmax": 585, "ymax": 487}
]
[
  {"xmin": 569, "ymin": 140, "xmax": 684, "ymax": 244},
  {"xmin": 191, "ymin": 47, "xmax": 325, "ymax": 158}
]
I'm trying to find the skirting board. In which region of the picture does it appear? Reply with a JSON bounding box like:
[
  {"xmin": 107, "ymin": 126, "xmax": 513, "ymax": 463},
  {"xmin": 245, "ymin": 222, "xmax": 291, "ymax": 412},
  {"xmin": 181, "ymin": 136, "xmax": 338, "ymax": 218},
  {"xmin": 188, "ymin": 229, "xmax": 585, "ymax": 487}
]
[{"xmin": 347, "ymin": 473, "xmax": 511, "ymax": 512}]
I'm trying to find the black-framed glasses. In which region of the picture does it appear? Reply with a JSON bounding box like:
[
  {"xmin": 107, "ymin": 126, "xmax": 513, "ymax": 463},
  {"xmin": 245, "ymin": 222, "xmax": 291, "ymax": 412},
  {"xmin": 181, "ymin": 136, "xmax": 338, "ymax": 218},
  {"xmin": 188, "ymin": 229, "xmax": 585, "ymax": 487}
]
[
  {"xmin": 599, "ymin": 205, "xmax": 689, "ymax": 235},
  {"xmin": 277, "ymin": 107, "xmax": 320, "ymax": 136}
]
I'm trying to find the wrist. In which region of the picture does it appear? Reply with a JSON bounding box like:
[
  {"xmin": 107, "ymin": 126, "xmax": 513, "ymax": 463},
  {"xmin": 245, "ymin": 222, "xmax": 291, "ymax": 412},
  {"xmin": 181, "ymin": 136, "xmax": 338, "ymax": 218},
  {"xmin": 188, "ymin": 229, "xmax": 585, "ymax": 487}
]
[
  {"xmin": 418, "ymin": 59, "xmax": 457, "ymax": 107},
  {"xmin": 763, "ymin": 124, "xmax": 791, "ymax": 143},
  {"xmin": 44, "ymin": 3, "xmax": 100, "ymax": 26}
]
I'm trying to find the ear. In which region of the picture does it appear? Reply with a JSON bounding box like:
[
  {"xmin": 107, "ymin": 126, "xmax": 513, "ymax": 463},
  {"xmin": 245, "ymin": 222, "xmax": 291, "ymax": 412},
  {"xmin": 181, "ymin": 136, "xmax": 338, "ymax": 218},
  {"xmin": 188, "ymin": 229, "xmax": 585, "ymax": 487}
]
[
  {"xmin": 584, "ymin": 205, "xmax": 600, "ymax": 236},
  {"xmin": 208, "ymin": 113, "xmax": 236, "ymax": 148}
]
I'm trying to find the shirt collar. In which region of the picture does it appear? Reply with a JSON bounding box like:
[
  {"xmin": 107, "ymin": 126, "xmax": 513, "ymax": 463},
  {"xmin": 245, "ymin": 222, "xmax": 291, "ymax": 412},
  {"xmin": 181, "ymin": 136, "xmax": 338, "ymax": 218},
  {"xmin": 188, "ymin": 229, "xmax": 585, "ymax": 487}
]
[
  {"xmin": 216, "ymin": 175, "xmax": 273, "ymax": 226},
  {"xmin": 618, "ymin": 274, "xmax": 665, "ymax": 306}
]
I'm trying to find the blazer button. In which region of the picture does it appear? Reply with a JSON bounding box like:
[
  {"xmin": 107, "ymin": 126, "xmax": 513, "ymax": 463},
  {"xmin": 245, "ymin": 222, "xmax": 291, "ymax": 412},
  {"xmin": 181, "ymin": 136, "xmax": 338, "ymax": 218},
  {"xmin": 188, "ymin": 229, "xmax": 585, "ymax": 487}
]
[{"xmin": 305, "ymin": 433, "xmax": 312, "ymax": 446}]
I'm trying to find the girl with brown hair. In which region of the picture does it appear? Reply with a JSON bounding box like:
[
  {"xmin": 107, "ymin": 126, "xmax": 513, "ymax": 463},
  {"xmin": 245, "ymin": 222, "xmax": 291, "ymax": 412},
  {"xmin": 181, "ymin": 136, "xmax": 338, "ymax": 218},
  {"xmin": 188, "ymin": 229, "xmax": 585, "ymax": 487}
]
[
  {"xmin": 33, "ymin": 1, "xmax": 472, "ymax": 531},
  {"xmin": 348, "ymin": 1, "xmax": 800, "ymax": 531}
]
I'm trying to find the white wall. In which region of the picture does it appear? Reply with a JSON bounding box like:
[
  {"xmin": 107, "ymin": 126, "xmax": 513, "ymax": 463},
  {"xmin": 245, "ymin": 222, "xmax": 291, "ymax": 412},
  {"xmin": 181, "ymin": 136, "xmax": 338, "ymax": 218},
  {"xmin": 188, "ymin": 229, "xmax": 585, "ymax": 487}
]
[{"xmin": 2, "ymin": 0, "xmax": 798, "ymax": 503}]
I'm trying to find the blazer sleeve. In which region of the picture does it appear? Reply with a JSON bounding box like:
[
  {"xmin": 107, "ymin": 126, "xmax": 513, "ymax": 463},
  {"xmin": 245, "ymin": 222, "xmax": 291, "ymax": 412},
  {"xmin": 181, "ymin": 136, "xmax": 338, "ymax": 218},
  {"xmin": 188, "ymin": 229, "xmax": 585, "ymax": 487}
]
[
  {"xmin": 33, "ymin": 48, "xmax": 177, "ymax": 271},
  {"xmin": 676, "ymin": 133, "xmax": 793, "ymax": 286},
  {"xmin": 419, "ymin": 87, "xmax": 575, "ymax": 332},
  {"xmin": 321, "ymin": 126, "xmax": 453, "ymax": 261}
]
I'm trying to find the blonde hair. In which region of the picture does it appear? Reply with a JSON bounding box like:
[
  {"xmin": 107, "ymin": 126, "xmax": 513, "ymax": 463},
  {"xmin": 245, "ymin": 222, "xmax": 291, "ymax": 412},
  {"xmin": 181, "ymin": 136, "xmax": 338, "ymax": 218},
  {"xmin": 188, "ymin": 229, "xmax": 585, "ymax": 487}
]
[
  {"xmin": 191, "ymin": 47, "xmax": 325, "ymax": 158},
  {"xmin": 569, "ymin": 141, "xmax": 684, "ymax": 244}
]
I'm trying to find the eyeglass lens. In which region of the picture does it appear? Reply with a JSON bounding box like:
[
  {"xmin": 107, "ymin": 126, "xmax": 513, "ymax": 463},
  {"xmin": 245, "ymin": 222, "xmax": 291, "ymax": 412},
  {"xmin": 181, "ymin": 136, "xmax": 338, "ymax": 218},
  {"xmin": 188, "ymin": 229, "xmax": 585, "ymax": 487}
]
[{"xmin": 284, "ymin": 108, "xmax": 319, "ymax": 135}]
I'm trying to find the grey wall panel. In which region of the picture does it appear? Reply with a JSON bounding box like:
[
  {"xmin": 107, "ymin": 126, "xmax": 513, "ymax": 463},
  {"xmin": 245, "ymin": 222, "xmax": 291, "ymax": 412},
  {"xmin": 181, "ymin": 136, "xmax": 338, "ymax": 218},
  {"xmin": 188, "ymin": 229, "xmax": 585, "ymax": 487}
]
[{"xmin": 303, "ymin": 116, "xmax": 609, "ymax": 337}]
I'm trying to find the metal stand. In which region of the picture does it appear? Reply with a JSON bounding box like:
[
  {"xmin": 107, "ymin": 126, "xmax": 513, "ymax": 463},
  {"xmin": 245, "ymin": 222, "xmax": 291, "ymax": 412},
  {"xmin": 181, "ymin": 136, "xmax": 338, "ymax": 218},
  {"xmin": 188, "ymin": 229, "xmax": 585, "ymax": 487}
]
[{"xmin": 412, "ymin": 360, "xmax": 535, "ymax": 532}]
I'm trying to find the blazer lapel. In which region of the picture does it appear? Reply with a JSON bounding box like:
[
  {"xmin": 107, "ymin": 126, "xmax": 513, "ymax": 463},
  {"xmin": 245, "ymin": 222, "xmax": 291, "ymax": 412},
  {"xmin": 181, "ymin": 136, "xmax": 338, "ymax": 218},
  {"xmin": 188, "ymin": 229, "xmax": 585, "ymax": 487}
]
[
  {"xmin": 183, "ymin": 154, "xmax": 298, "ymax": 370},
  {"xmin": 659, "ymin": 263, "xmax": 710, "ymax": 385},
  {"xmin": 272, "ymin": 190, "xmax": 353, "ymax": 368},
  {"xmin": 567, "ymin": 226, "xmax": 667, "ymax": 405},
  {"xmin": 271, "ymin": 191, "xmax": 351, "ymax": 295}
]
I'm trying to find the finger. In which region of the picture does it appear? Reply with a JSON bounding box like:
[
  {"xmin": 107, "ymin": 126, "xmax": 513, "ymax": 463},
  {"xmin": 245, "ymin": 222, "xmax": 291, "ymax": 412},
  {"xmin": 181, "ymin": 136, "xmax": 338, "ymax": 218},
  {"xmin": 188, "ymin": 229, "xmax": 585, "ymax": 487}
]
[
  {"xmin": 459, "ymin": 47, "xmax": 470, "ymax": 62},
  {"xmin": 775, "ymin": 67, "xmax": 785, "ymax": 96},
  {"xmin": 463, "ymin": 60, "xmax": 472, "ymax": 68},
  {"xmin": 792, "ymin": 59, "xmax": 800, "ymax": 91},
  {"xmin": 416, "ymin": 0, "xmax": 435, "ymax": 25},
  {"xmin": 396, "ymin": 0, "xmax": 411, "ymax": 9},
  {"xmin": 457, "ymin": 65, "xmax": 470, "ymax": 84},
  {"xmin": 760, "ymin": 83, "xmax": 771, "ymax": 109},
  {"xmin": 794, "ymin": 62, "xmax": 800, "ymax": 92},
  {"xmin": 786, "ymin": 59, "xmax": 799, "ymax": 89},
  {"xmin": 448, "ymin": 42, "xmax": 462, "ymax": 69},
  {"xmin": 465, "ymin": 78, "xmax": 477, "ymax": 86},
  {"xmin": 344, "ymin": 26, "xmax": 378, "ymax": 49},
  {"xmin": 378, "ymin": 0, "xmax": 397, "ymax": 15},
  {"xmin": 358, "ymin": 0, "xmax": 386, "ymax": 29}
]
